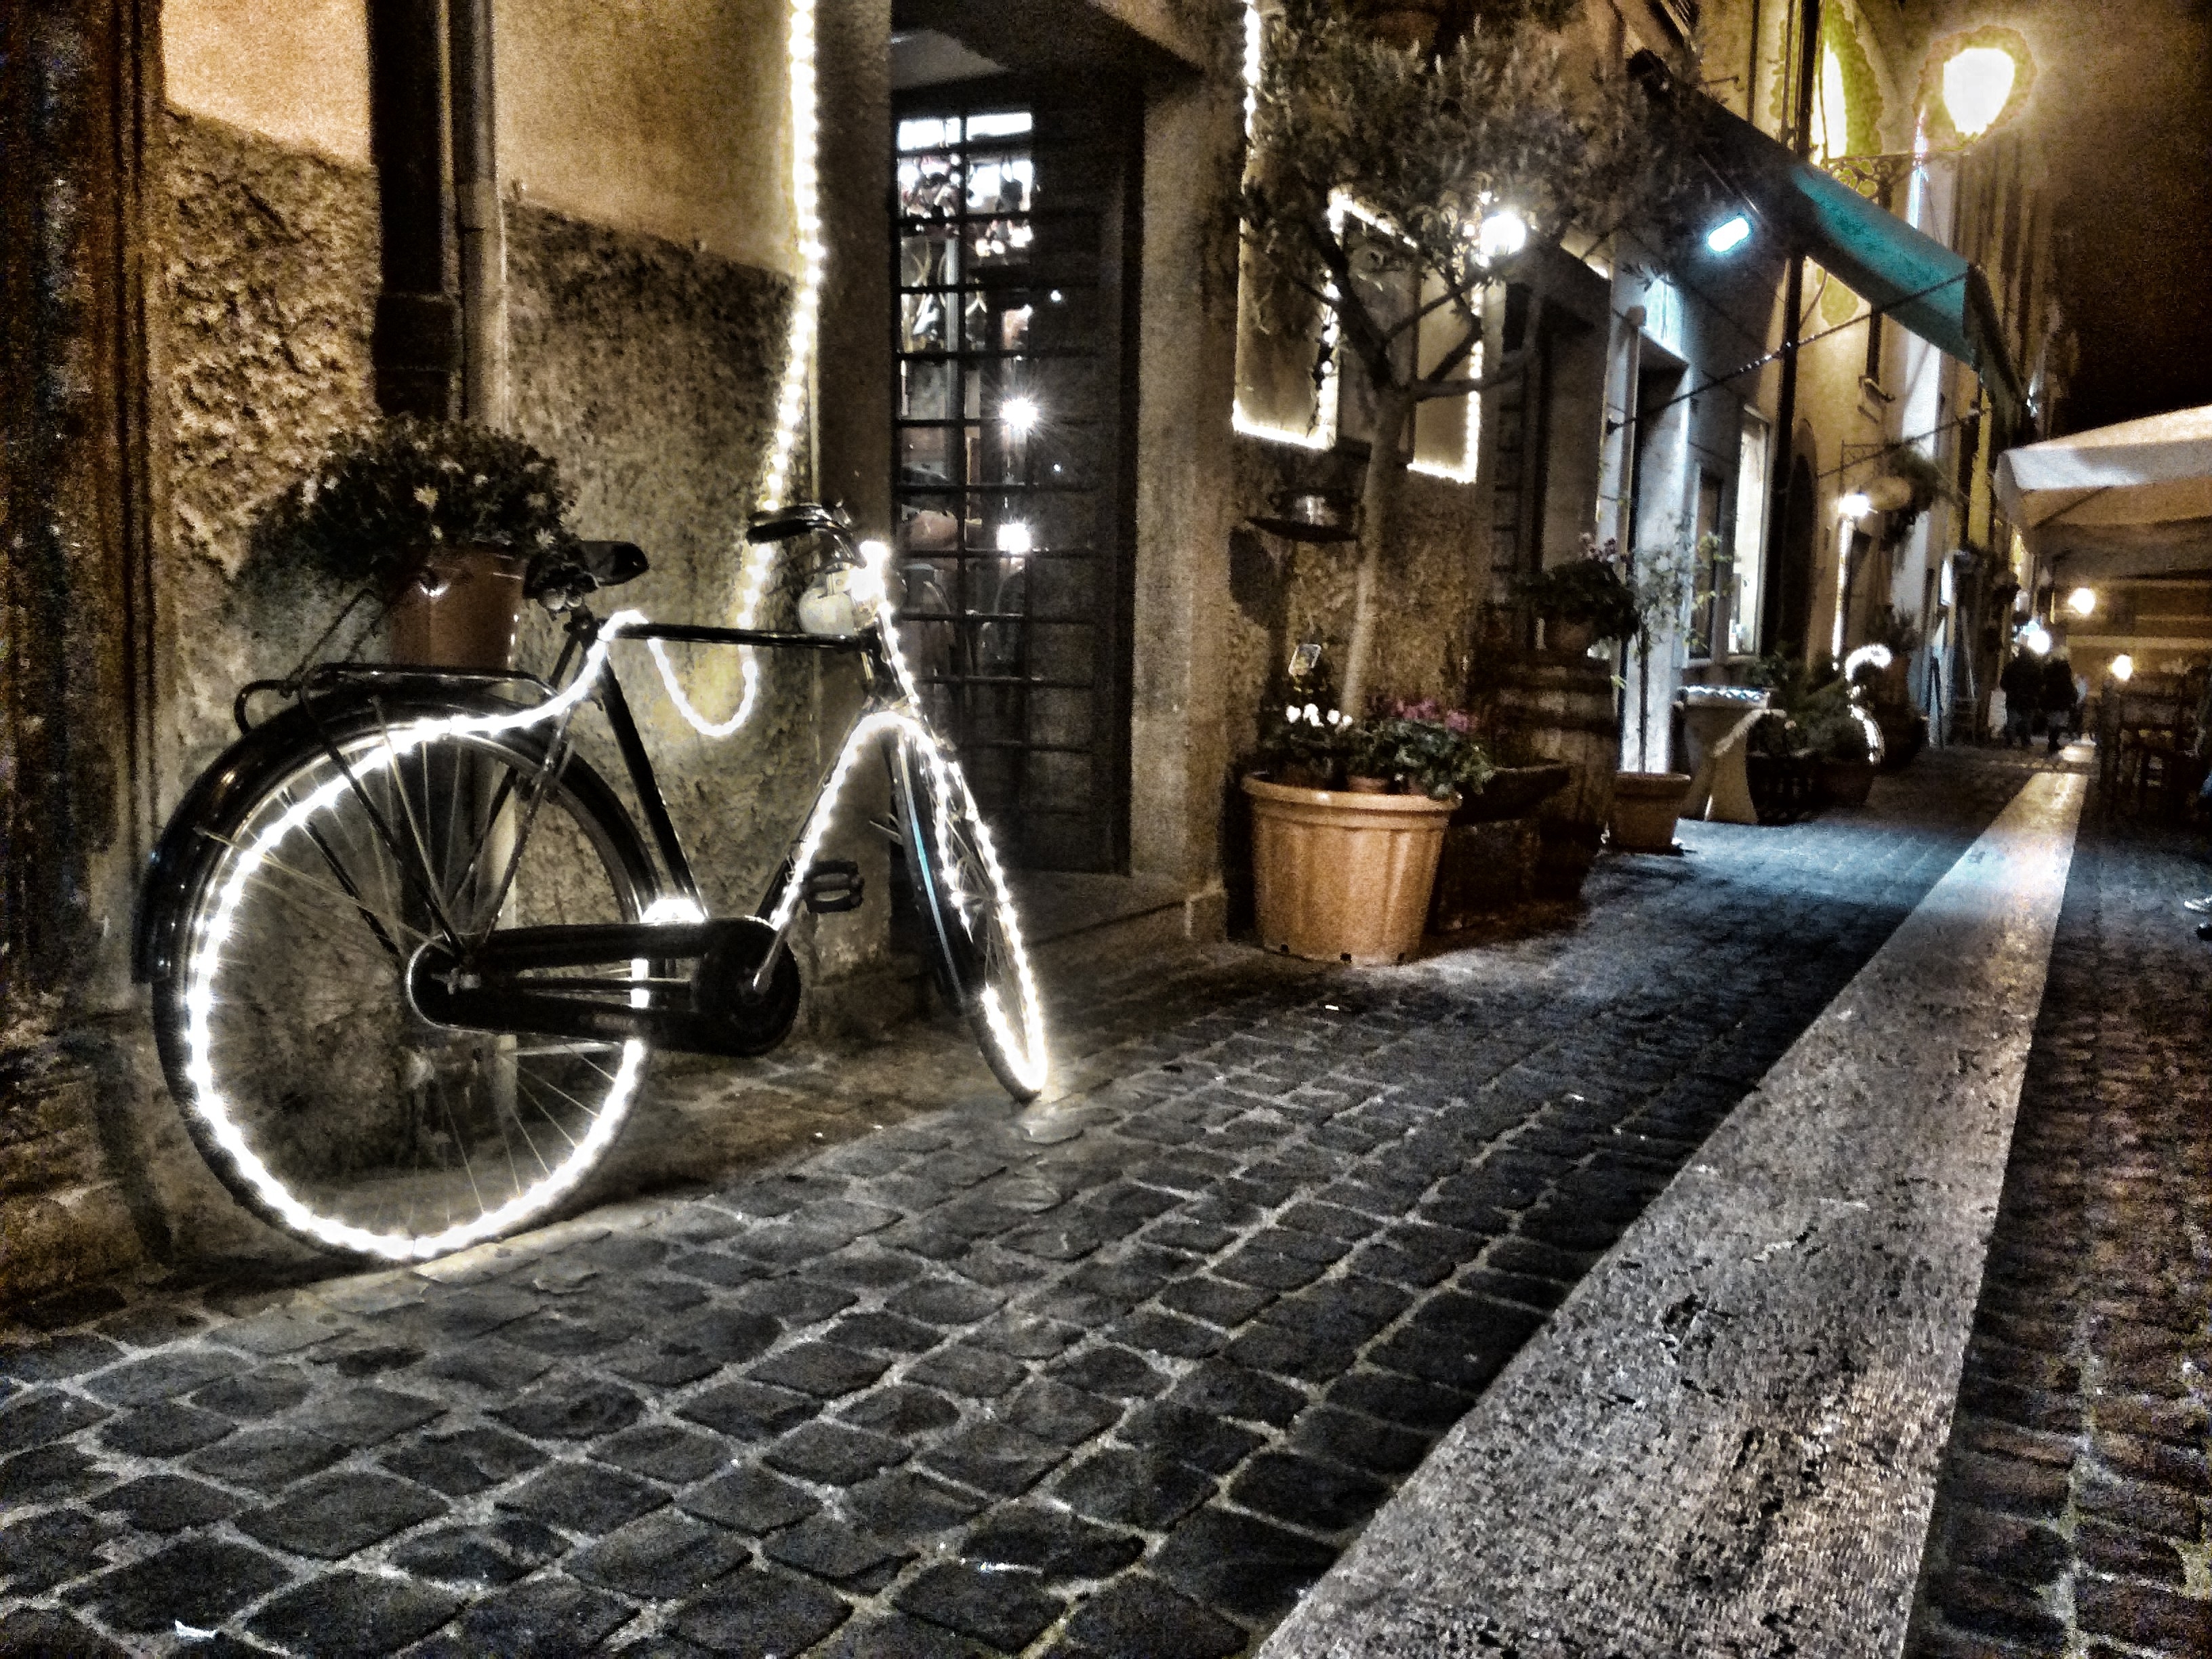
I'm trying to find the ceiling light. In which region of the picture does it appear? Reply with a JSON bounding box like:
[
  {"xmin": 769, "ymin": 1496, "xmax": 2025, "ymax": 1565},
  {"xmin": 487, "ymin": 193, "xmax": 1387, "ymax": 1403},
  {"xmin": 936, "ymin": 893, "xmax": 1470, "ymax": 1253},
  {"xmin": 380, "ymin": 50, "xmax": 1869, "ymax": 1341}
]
[{"xmin": 1705, "ymin": 214, "xmax": 1752, "ymax": 255}]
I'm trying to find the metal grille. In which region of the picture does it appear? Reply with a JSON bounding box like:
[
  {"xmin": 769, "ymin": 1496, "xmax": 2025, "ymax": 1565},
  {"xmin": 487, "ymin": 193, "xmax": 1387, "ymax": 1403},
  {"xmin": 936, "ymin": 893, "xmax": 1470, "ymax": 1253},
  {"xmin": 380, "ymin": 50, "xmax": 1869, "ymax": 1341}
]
[{"xmin": 891, "ymin": 98, "xmax": 1131, "ymax": 872}]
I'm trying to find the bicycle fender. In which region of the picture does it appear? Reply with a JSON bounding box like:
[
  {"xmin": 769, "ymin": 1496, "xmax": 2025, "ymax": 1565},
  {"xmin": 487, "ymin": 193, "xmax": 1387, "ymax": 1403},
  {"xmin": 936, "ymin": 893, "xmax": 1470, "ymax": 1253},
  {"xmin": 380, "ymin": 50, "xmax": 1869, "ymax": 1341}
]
[{"xmin": 132, "ymin": 687, "xmax": 639, "ymax": 984}]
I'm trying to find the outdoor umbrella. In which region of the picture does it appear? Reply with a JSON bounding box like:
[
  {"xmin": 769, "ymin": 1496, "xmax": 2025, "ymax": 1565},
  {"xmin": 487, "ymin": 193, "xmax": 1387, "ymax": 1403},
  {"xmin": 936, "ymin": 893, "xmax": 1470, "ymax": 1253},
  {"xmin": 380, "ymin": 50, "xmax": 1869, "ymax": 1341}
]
[{"xmin": 1994, "ymin": 403, "xmax": 2212, "ymax": 579}]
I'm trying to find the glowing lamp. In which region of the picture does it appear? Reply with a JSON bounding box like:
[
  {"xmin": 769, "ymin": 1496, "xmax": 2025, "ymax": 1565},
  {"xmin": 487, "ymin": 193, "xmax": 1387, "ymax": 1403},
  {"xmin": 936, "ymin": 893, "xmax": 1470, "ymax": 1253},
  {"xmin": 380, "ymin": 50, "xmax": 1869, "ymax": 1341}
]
[
  {"xmin": 1943, "ymin": 47, "xmax": 2017, "ymax": 139},
  {"xmin": 996, "ymin": 522, "xmax": 1034, "ymax": 556},
  {"xmin": 1002, "ymin": 396, "xmax": 1041, "ymax": 437},
  {"xmin": 2066, "ymin": 587, "xmax": 2096, "ymax": 617},
  {"xmin": 1476, "ymin": 209, "xmax": 1528, "ymax": 262},
  {"xmin": 1837, "ymin": 492, "xmax": 1872, "ymax": 519},
  {"xmin": 1705, "ymin": 215, "xmax": 1752, "ymax": 255},
  {"xmin": 2020, "ymin": 619, "xmax": 2051, "ymax": 656},
  {"xmin": 2110, "ymin": 653, "xmax": 2134, "ymax": 682}
]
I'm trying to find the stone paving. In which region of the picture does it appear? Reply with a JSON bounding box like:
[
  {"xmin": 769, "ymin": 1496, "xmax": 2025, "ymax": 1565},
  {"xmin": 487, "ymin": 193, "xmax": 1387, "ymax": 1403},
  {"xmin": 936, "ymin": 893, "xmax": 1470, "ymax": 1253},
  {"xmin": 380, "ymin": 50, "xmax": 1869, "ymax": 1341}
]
[
  {"xmin": 0, "ymin": 752, "xmax": 2035, "ymax": 1658},
  {"xmin": 1906, "ymin": 798, "xmax": 2212, "ymax": 1659}
]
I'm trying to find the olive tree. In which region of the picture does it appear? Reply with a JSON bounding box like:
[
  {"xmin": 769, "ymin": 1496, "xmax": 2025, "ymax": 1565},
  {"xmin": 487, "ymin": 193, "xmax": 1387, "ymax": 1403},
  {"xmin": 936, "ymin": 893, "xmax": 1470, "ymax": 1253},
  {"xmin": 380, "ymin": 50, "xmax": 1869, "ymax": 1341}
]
[{"xmin": 1241, "ymin": 0, "xmax": 1698, "ymax": 713}]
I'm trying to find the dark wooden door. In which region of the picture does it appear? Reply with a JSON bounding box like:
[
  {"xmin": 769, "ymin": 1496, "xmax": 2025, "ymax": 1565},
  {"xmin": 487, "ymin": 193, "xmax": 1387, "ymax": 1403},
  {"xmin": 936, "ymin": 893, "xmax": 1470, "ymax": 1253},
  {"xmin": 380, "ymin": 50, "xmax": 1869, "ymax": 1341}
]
[{"xmin": 890, "ymin": 85, "xmax": 1137, "ymax": 872}]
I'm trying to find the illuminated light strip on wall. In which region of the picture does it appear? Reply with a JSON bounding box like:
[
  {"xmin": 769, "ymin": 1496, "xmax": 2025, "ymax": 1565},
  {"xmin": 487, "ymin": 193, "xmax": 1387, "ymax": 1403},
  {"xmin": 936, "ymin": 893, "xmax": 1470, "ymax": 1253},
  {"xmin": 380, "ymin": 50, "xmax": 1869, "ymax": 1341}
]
[
  {"xmin": 1231, "ymin": 0, "xmax": 1339, "ymax": 451},
  {"xmin": 647, "ymin": 0, "xmax": 825, "ymax": 738}
]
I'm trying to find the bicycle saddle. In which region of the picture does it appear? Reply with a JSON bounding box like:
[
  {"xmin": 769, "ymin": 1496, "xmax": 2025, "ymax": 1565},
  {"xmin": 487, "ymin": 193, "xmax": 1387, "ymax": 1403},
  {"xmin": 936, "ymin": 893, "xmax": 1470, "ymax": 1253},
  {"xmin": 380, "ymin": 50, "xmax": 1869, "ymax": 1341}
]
[
  {"xmin": 746, "ymin": 504, "xmax": 846, "ymax": 543},
  {"xmin": 527, "ymin": 539, "xmax": 649, "ymax": 609}
]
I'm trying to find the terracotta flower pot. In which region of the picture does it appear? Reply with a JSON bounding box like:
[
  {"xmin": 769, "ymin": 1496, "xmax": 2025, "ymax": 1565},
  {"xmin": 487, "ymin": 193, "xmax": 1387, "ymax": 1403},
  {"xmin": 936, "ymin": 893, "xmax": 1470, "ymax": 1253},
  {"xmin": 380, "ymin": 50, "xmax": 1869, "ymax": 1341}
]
[
  {"xmin": 1243, "ymin": 775, "xmax": 1455, "ymax": 965},
  {"xmin": 1607, "ymin": 771, "xmax": 1692, "ymax": 853},
  {"xmin": 387, "ymin": 544, "xmax": 528, "ymax": 670}
]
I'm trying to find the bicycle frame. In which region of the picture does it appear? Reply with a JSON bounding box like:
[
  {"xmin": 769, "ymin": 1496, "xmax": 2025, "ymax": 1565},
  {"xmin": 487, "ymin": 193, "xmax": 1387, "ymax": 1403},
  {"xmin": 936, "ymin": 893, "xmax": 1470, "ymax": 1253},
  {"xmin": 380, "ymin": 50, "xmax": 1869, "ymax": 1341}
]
[{"xmin": 352, "ymin": 559, "xmax": 931, "ymax": 1056}]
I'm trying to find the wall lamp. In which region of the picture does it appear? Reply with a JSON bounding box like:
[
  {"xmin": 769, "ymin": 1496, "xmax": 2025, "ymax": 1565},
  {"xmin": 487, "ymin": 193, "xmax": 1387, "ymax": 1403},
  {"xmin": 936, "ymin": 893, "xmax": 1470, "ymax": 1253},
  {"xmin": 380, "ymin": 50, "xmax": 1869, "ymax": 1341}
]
[{"xmin": 1705, "ymin": 214, "xmax": 1752, "ymax": 255}]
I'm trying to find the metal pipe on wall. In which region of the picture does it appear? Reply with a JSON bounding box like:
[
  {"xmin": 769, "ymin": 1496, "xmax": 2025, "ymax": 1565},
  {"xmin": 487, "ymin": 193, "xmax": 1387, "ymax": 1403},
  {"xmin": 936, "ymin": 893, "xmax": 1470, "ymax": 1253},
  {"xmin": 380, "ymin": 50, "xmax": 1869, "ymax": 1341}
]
[
  {"xmin": 367, "ymin": 0, "xmax": 457, "ymax": 417},
  {"xmin": 449, "ymin": 0, "xmax": 506, "ymax": 426},
  {"xmin": 1759, "ymin": 0, "xmax": 1820, "ymax": 655}
]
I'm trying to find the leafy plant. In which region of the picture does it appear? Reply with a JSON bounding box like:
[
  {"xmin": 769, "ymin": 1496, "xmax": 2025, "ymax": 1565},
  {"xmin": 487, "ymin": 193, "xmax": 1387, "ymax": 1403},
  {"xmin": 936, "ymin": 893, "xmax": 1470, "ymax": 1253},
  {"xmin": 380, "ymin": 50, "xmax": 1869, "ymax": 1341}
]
[
  {"xmin": 258, "ymin": 417, "xmax": 581, "ymax": 592},
  {"xmin": 1240, "ymin": 0, "xmax": 1700, "ymax": 713},
  {"xmin": 1255, "ymin": 695, "xmax": 1492, "ymax": 800},
  {"xmin": 1619, "ymin": 531, "xmax": 1710, "ymax": 770},
  {"xmin": 1350, "ymin": 699, "xmax": 1494, "ymax": 799},
  {"xmin": 1515, "ymin": 538, "xmax": 1639, "ymax": 641},
  {"xmin": 1747, "ymin": 652, "xmax": 1877, "ymax": 760}
]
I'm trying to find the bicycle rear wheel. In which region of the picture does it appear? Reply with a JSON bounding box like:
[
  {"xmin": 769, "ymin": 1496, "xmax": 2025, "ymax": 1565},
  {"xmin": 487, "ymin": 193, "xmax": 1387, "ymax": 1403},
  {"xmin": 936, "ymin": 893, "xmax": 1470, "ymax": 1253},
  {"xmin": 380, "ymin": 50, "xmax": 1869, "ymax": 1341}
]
[
  {"xmin": 150, "ymin": 703, "xmax": 658, "ymax": 1259},
  {"xmin": 890, "ymin": 729, "xmax": 1050, "ymax": 1101}
]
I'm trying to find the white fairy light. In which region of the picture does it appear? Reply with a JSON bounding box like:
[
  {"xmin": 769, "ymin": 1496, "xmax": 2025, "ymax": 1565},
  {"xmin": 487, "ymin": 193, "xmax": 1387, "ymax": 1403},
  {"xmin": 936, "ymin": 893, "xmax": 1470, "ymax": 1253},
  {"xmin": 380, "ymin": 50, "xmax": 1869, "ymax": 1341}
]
[{"xmin": 1842, "ymin": 643, "xmax": 1893, "ymax": 684}]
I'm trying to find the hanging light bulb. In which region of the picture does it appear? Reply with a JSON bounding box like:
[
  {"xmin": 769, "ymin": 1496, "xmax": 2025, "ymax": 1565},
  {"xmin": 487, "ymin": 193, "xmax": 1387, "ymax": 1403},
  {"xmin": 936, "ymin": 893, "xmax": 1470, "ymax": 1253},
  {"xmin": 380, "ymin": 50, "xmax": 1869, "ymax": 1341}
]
[{"xmin": 1943, "ymin": 47, "xmax": 2017, "ymax": 139}]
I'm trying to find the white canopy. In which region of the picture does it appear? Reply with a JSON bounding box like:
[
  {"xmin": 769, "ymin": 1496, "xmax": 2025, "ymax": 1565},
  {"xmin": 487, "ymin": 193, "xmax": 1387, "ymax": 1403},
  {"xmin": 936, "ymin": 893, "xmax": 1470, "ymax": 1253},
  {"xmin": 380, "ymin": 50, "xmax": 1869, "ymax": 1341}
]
[{"xmin": 1995, "ymin": 404, "xmax": 2212, "ymax": 578}]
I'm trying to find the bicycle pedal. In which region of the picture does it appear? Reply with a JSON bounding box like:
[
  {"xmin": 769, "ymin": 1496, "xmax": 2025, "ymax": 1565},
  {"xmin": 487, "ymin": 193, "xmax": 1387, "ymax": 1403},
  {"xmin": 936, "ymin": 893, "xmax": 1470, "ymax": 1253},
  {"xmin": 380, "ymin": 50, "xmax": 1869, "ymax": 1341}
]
[{"xmin": 804, "ymin": 859, "xmax": 865, "ymax": 914}]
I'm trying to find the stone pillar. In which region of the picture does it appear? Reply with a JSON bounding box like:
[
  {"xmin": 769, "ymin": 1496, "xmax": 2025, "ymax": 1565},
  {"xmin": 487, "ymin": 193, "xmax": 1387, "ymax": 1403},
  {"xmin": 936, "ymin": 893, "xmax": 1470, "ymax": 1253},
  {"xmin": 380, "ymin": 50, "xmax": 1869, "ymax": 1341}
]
[
  {"xmin": 1, "ymin": 0, "xmax": 176, "ymax": 1291},
  {"xmin": 1128, "ymin": 68, "xmax": 1242, "ymax": 907}
]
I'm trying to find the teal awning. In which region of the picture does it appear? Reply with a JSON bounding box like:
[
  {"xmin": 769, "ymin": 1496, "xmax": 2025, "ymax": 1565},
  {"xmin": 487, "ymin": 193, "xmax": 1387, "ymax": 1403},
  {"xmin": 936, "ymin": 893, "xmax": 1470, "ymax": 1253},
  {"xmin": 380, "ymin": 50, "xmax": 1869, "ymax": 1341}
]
[{"xmin": 1704, "ymin": 103, "xmax": 2024, "ymax": 431}]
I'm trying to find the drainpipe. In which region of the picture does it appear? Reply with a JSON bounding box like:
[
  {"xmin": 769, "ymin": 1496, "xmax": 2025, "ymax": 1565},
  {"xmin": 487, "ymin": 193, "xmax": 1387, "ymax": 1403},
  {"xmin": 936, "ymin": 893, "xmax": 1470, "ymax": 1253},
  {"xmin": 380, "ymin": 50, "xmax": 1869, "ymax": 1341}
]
[
  {"xmin": 449, "ymin": 0, "xmax": 506, "ymax": 425},
  {"xmin": 367, "ymin": 0, "xmax": 457, "ymax": 418},
  {"xmin": 1759, "ymin": 0, "xmax": 1820, "ymax": 654}
]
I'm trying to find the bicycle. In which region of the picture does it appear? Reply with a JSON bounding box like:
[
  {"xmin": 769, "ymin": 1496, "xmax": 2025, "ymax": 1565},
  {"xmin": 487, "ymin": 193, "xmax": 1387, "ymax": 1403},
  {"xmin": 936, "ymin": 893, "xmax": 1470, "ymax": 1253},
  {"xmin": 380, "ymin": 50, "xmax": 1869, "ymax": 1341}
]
[{"xmin": 133, "ymin": 505, "xmax": 1050, "ymax": 1263}]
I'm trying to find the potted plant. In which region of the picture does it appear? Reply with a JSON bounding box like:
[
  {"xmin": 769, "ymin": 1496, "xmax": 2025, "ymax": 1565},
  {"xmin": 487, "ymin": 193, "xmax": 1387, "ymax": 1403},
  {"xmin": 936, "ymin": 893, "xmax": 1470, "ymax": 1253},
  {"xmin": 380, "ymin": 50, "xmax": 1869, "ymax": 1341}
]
[
  {"xmin": 1514, "ymin": 539, "xmax": 1640, "ymax": 655},
  {"xmin": 1239, "ymin": 0, "xmax": 1695, "ymax": 716},
  {"xmin": 1243, "ymin": 695, "xmax": 1490, "ymax": 964},
  {"xmin": 262, "ymin": 417, "xmax": 583, "ymax": 670},
  {"xmin": 1606, "ymin": 532, "xmax": 1706, "ymax": 852}
]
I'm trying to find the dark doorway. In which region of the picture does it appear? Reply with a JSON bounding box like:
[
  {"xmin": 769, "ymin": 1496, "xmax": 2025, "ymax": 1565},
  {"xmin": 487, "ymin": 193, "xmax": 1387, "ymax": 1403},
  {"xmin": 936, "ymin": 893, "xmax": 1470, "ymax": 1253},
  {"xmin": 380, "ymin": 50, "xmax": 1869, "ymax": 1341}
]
[
  {"xmin": 1766, "ymin": 452, "xmax": 1817, "ymax": 660},
  {"xmin": 889, "ymin": 84, "xmax": 1139, "ymax": 872}
]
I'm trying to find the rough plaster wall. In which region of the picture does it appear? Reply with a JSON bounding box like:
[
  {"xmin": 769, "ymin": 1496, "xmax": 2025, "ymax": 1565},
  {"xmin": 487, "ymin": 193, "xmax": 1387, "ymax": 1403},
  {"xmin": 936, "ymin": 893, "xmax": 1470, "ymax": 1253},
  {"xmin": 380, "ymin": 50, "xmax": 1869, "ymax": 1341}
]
[
  {"xmin": 500, "ymin": 201, "xmax": 819, "ymax": 930},
  {"xmin": 159, "ymin": 111, "xmax": 382, "ymax": 778}
]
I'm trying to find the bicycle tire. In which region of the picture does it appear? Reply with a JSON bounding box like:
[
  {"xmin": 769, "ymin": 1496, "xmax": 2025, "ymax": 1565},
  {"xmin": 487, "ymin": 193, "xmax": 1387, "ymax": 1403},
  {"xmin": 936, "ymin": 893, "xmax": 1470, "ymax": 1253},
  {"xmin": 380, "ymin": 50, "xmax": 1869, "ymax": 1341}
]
[
  {"xmin": 890, "ymin": 729, "xmax": 1050, "ymax": 1102},
  {"xmin": 148, "ymin": 696, "xmax": 661, "ymax": 1260}
]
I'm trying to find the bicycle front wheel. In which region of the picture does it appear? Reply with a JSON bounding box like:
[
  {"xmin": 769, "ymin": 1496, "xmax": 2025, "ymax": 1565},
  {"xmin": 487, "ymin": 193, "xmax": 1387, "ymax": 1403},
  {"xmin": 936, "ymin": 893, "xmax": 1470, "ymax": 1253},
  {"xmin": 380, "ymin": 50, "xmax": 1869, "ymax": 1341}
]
[
  {"xmin": 151, "ymin": 704, "xmax": 659, "ymax": 1259},
  {"xmin": 890, "ymin": 730, "xmax": 1050, "ymax": 1102}
]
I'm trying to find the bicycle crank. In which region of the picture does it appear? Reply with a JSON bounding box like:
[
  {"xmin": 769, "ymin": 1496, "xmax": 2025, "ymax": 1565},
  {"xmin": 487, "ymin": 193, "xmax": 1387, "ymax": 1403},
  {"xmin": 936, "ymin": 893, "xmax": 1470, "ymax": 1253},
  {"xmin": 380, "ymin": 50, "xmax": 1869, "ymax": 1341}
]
[{"xmin": 406, "ymin": 916, "xmax": 801, "ymax": 1058}]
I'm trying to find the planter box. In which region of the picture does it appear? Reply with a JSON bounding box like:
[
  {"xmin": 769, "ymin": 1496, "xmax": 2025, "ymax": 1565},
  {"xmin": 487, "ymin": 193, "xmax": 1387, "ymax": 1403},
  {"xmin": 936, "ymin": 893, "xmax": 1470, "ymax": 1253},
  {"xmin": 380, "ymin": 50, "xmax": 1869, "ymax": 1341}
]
[
  {"xmin": 1746, "ymin": 751, "xmax": 1820, "ymax": 824},
  {"xmin": 1243, "ymin": 775, "xmax": 1454, "ymax": 964},
  {"xmin": 1429, "ymin": 817, "xmax": 1540, "ymax": 930}
]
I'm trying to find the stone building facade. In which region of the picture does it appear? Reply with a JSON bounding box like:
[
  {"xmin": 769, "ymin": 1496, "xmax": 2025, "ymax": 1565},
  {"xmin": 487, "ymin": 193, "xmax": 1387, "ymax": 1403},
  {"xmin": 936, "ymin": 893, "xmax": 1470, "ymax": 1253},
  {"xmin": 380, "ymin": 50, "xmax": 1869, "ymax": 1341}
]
[{"xmin": 0, "ymin": 0, "xmax": 2059, "ymax": 1303}]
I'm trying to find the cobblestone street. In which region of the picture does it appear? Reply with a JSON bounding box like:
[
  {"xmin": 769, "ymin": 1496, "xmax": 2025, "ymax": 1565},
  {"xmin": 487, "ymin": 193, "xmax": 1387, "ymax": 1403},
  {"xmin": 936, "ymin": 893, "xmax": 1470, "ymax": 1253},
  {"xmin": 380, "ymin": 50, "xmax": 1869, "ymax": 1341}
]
[
  {"xmin": 0, "ymin": 750, "xmax": 2143, "ymax": 1658},
  {"xmin": 1908, "ymin": 806, "xmax": 2212, "ymax": 1659}
]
